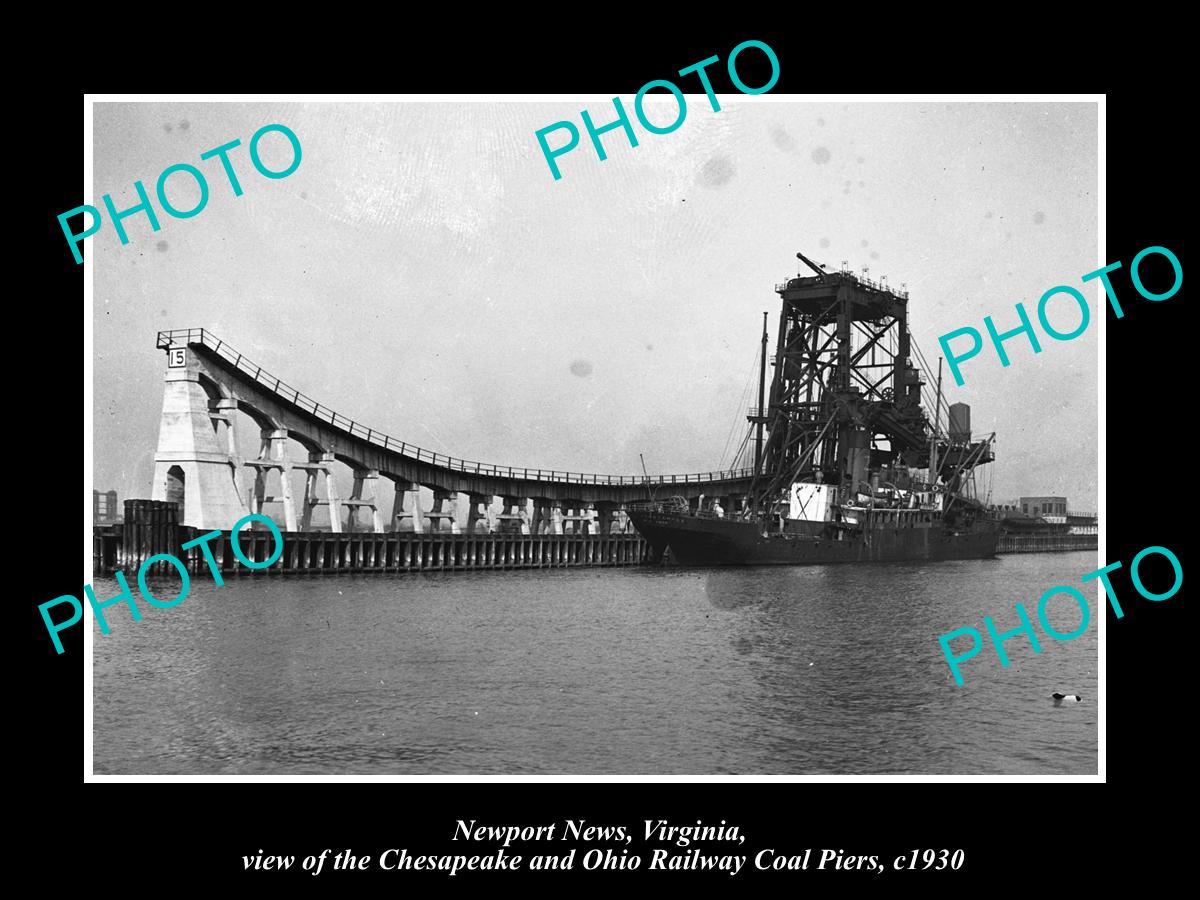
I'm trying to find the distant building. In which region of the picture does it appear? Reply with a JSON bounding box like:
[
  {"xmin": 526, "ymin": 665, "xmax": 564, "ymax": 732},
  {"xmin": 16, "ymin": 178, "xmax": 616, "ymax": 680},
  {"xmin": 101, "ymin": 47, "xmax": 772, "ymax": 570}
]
[
  {"xmin": 1019, "ymin": 495, "xmax": 1067, "ymax": 518},
  {"xmin": 94, "ymin": 489, "xmax": 121, "ymax": 524}
]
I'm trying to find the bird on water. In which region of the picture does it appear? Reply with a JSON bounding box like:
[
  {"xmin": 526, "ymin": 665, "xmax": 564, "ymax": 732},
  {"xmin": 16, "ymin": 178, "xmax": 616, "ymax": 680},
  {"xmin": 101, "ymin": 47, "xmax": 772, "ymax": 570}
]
[{"xmin": 1051, "ymin": 692, "xmax": 1082, "ymax": 703}]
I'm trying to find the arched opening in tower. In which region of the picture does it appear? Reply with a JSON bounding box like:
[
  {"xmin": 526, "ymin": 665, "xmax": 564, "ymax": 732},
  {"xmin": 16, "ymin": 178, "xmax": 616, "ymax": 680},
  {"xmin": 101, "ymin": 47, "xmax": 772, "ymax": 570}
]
[{"xmin": 165, "ymin": 465, "xmax": 185, "ymax": 521}]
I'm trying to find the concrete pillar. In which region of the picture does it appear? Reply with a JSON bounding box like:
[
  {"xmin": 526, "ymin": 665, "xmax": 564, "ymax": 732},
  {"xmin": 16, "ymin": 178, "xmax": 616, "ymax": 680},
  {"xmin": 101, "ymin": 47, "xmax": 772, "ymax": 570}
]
[
  {"xmin": 301, "ymin": 469, "xmax": 319, "ymax": 530},
  {"xmin": 278, "ymin": 462, "xmax": 297, "ymax": 532},
  {"xmin": 538, "ymin": 502, "xmax": 564, "ymax": 535},
  {"xmin": 596, "ymin": 502, "xmax": 619, "ymax": 535},
  {"xmin": 296, "ymin": 452, "xmax": 341, "ymax": 532},
  {"xmin": 150, "ymin": 356, "xmax": 249, "ymax": 529},
  {"xmin": 467, "ymin": 493, "xmax": 494, "ymax": 534},
  {"xmin": 392, "ymin": 480, "xmax": 424, "ymax": 533},
  {"xmin": 560, "ymin": 501, "xmax": 593, "ymax": 535},
  {"xmin": 213, "ymin": 399, "xmax": 241, "ymax": 504},
  {"xmin": 427, "ymin": 489, "xmax": 460, "ymax": 534},
  {"xmin": 251, "ymin": 466, "xmax": 268, "ymax": 515},
  {"xmin": 254, "ymin": 428, "xmax": 297, "ymax": 532},
  {"xmin": 322, "ymin": 453, "xmax": 343, "ymax": 533},
  {"xmin": 496, "ymin": 496, "xmax": 530, "ymax": 534},
  {"xmin": 349, "ymin": 469, "xmax": 385, "ymax": 534}
]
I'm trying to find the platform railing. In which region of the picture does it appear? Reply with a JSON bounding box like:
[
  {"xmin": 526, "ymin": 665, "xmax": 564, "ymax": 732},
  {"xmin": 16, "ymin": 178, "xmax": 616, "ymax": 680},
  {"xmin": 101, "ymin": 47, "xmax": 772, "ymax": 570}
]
[{"xmin": 157, "ymin": 328, "xmax": 757, "ymax": 486}]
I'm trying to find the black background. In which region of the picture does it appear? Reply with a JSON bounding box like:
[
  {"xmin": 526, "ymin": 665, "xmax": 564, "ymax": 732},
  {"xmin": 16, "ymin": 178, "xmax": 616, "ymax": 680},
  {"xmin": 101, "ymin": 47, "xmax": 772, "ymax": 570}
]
[{"xmin": 20, "ymin": 27, "xmax": 1185, "ymax": 890}]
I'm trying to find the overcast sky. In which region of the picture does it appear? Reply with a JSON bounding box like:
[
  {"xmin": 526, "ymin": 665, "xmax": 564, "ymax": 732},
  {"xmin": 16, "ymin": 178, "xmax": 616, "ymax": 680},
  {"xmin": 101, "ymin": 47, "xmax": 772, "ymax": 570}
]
[{"xmin": 92, "ymin": 100, "xmax": 1098, "ymax": 512}]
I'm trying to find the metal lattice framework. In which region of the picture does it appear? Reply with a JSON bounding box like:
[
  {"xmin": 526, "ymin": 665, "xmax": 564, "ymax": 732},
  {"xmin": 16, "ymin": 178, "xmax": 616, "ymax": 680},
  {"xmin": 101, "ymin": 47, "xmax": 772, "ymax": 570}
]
[{"xmin": 746, "ymin": 258, "xmax": 993, "ymax": 511}]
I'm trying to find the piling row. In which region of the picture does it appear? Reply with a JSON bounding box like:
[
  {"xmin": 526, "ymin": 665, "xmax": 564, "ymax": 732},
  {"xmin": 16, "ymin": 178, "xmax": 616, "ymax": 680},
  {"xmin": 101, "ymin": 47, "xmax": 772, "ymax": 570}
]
[
  {"xmin": 104, "ymin": 526, "xmax": 649, "ymax": 576},
  {"xmin": 997, "ymin": 533, "xmax": 1098, "ymax": 554},
  {"xmin": 204, "ymin": 531, "xmax": 648, "ymax": 575},
  {"xmin": 97, "ymin": 499, "xmax": 651, "ymax": 576},
  {"xmin": 118, "ymin": 499, "xmax": 183, "ymax": 573}
]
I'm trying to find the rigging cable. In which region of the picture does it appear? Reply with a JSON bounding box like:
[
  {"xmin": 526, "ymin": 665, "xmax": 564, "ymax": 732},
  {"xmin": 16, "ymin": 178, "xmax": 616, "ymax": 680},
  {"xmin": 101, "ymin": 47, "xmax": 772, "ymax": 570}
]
[
  {"xmin": 910, "ymin": 335, "xmax": 952, "ymax": 434},
  {"xmin": 719, "ymin": 343, "xmax": 762, "ymax": 469}
]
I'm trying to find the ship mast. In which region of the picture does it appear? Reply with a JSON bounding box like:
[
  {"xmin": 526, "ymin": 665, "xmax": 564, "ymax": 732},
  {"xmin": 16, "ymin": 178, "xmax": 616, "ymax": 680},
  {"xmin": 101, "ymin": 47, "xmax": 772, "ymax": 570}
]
[
  {"xmin": 755, "ymin": 311, "xmax": 768, "ymax": 474},
  {"xmin": 930, "ymin": 356, "xmax": 943, "ymax": 485}
]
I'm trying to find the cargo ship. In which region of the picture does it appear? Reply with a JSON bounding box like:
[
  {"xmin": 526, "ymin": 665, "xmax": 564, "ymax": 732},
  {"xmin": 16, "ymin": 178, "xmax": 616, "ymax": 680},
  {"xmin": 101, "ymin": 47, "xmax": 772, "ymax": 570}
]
[{"xmin": 627, "ymin": 251, "xmax": 1000, "ymax": 566}]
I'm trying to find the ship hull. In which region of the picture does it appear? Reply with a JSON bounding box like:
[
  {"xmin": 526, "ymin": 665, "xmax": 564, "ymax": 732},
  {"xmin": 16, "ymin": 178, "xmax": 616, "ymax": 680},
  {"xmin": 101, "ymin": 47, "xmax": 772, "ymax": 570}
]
[{"xmin": 627, "ymin": 509, "xmax": 998, "ymax": 566}]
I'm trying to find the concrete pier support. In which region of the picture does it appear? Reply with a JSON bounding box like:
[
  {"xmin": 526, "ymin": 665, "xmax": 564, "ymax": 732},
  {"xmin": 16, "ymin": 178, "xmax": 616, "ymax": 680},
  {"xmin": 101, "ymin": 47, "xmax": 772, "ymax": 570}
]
[
  {"xmin": 392, "ymin": 481, "xmax": 424, "ymax": 533},
  {"xmin": 150, "ymin": 356, "xmax": 250, "ymax": 529},
  {"xmin": 533, "ymin": 501, "xmax": 564, "ymax": 535},
  {"xmin": 426, "ymin": 489, "xmax": 461, "ymax": 534},
  {"xmin": 300, "ymin": 470, "xmax": 318, "ymax": 530},
  {"xmin": 247, "ymin": 428, "xmax": 297, "ymax": 532},
  {"xmin": 595, "ymin": 502, "xmax": 619, "ymax": 535},
  {"xmin": 346, "ymin": 469, "xmax": 385, "ymax": 533},
  {"xmin": 214, "ymin": 398, "xmax": 241, "ymax": 472},
  {"xmin": 466, "ymin": 493, "xmax": 494, "ymax": 534},
  {"xmin": 561, "ymin": 502, "xmax": 595, "ymax": 535},
  {"xmin": 298, "ymin": 452, "xmax": 343, "ymax": 533},
  {"xmin": 496, "ymin": 496, "xmax": 530, "ymax": 534}
]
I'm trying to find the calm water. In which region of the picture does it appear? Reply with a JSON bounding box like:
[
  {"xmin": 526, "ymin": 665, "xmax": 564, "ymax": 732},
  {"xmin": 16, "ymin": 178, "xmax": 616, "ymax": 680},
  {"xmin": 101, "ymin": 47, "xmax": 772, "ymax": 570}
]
[{"xmin": 92, "ymin": 552, "xmax": 1098, "ymax": 774}]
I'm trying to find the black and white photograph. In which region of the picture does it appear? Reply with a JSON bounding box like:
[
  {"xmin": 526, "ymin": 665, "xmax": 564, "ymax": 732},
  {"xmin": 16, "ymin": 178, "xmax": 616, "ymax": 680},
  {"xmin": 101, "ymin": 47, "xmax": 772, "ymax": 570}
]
[{"xmin": 85, "ymin": 95, "xmax": 1101, "ymax": 777}]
